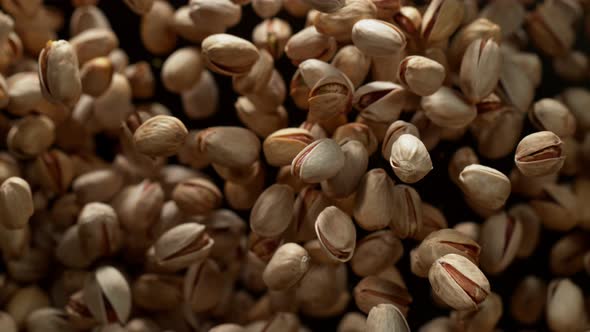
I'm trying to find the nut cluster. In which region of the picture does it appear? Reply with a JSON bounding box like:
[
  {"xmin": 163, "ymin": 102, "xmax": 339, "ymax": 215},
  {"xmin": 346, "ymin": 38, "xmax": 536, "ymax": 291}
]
[{"xmin": 0, "ymin": 0, "xmax": 589, "ymax": 331}]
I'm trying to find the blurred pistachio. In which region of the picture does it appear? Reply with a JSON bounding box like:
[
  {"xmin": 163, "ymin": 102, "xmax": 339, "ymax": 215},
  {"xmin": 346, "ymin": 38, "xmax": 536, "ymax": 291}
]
[
  {"xmin": 497, "ymin": 56, "xmax": 535, "ymax": 113},
  {"xmin": 6, "ymin": 286, "xmax": 50, "ymax": 328},
  {"xmin": 80, "ymin": 57, "xmax": 114, "ymax": 97},
  {"xmin": 479, "ymin": 212, "xmax": 523, "ymax": 275},
  {"xmin": 331, "ymin": 45, "xmax": 370, "ymax": 88},
  {"xmin": 77, "ymin": 202, "xmax": 122, "ymax": 258},
  {"xmin": 321, "ymin": 140, "xmax": 368, "ymax": 198},
  {"xmin": 508, "ymin": 204, "xmax": 541, "ymax": 259},
  {"xmin": 252, "ymin": 18, "xmax": 292, "ymax": 59},
  {"xmin": 285, "ymin": 26, "xmax": 337, "ymax": 65},
  {"xmin": 353, "ymin": 275, "xmax": 412, "ymax": 315},
  {"xmin": 252, "ymin": 0, "xmax": 282, "ymax": 18},
  {"xmin": 124, "ymin": 0, "xmax": 155, "ymax": 14},
  {"xmin": 132, "ymin": 274, "xmax": 183, "ymax": 312},
  {"xmin": 350, "ymin": 230, "xmax": 403, "ymax": 277},
  {"xmin": 314, "ymin": 0, "xmax": 377, "ymax": 42},
  {"xmin": 450, "ymin": 291, "xmax": 502, "ymax": 332},
  {"xmin": 263, "ymin": 243, "xmax": 310, "ymax": 291},
  {"xmin": 115, "ymin": 180, "xmax": 164, "ymax": 233},
  {"xmin": 189, "ymin": 0, "xmax": 242, "ymax": 28},
  {"xmin": 125, "ymin": 61, "xmax": 155, "ymax": 99},
  {"xmin": 352, "ymin": 19, "xmax": 406, "ymax": 57},
  {"xmin": 546, "ymin": 279, "xmax": 587, "ymax": 332},
  {"xmin": 448, "ymin": 18, "xmax": 501, "ymax": 69},
  {"xmin": 366, "ymin": 304, "xmax": 410, "ymax": 332},
  {"xmin": 250, "ymin": 184, "xmax": 295, "ymax": 237},
  {"xmin": 182, "ymin": 70, "xmax": 218, "ymax": 120},
  {"xmin": 420, "ymin": 0, "xmax": 464, "ymax": 43},
  {"xmin": 69, "ymin": 28, "xmax": 118, "ymax": 64},
  {"xmin": 171, "ymin": 177, "xmax": 222, "ymax": 215},
  {"xmin": 526, "ymin": 3, "xmax": 574, "ymax": 57},
  {"xmin": 140, "ymin": 1, "xmax": 177, "ymax": 55},
  {"xmin": 197, "ymin": 126, "xmax": 261, "ymax": 169},
  {"xmin": 510, "ymin": 275, "xmax": 546, "ymax": 325},
  {"xmin": 0, "ymin": 177, "xmax": 33, "ymax": 230},
  {"xmin": 337, "ymin": 312, "xmax": 366, "ymax": 332},
  {"xmin": 161, "ymin": 47, "xmax": 203, "ymax": 93},
  {"xmin": 421, "ymin": 87, "xmax": 477, "ymax": 129},
  {"xmin": 0, "ymin": 312, "xmax": 17, "ymax": 332},
  {"xmin": 529, "ymin": 98, "xmax": 576, "ymax": 138},
  {"xmin": 530, "ymin": 183, "xmax": 578, "ymax": 232},
  {"xmin": 549, "ymin": 231, "xmax": 590, "ymax": 276},
  {"xmin": 26, "ymin": 308, "xmax": 76, "ymax": 332}
]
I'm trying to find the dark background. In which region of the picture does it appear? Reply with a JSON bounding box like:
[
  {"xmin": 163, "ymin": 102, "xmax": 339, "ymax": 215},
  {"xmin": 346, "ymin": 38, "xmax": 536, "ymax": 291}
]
[{"xmin": 44, "ymin": 0, "xmax": 589, "ymax": 331}]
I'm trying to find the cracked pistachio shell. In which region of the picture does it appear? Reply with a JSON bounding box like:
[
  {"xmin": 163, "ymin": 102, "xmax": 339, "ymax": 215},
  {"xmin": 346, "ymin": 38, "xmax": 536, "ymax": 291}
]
[
  {"xmin": 421, "ymin": 0, "xmax": 464, "ymax": 43},
  {"xmin": 284, "ymin": 26, "xmax": 337, "ymax": 65},
  {"xmin": 459, "ymin": 38, "xmax": 501, "ymax": 103},
  {"xmin": 549, "ymin": 231, "xmax": 590, "ymax": 276},
  {"xmin": 252, "ymin": 18, "xmax": 292, "ymax": 60},
  {"xmin": 350, "ymin": 230, "xmax": 403, "ymax": 277},
  {"xmin": 77, "ymin": 203, "xmax": 122, "ymax": 258},
  {"xmin": 529, "ymin": 98, "xmax": 576, "ymax": 138},
  {"xmin": 508, "ymin": 204, "xmax": 541, "ymax": 258},
  {"xmin": 308, "ymin": 75, "xmax": 353, "ymax": 123},
  {"xmin": 353, "ymin": 275, "xmax": 412, "ymax": 315},
  {"xmin": 398, "ymin": 56, "xmax": 445, "ymax": 97},
  {"xmin": 510, "ymin": 275, "xmax": 546, "ymax": 325},
  {"xmin": 546, "ymin": 279, "xmax": 587, "ymax": 332},
  {"xmin": 352, "ymin": 19, "xmax": 406, "ymax": 57},
  {"xmin": 250, "ymin": 184, "xmax": 295, "ymax": 237},
  {"xmin": 526, "ymin": 3, "xmax": 574, "ymax": 57},
  {"xmin": 262, "ymin": 243, "xmax": 311, "ymax": 291},
  {"xmin": 353, "ymin": 81, "xmax": 406, "ymax": 125},
  {"xmin": 38, "ymin": 40, "xmax": 82, "ymax": 107},
  {"xmin": 458, "ymin": 165, "xmax": 510, "ymax": 211},
  {"xmin": 479, "ymin": 212, "xmax": 523, "ymax": 275},
  {"xmin": 515, "ymin": 131, "xmax": 565, "ymax": 177},
  {"xmin": 390, "ymin": 134, "xmax": 432, "ymax": 183},
  {"xmin": 321, "ymin": 140, "xmax": 369, "ymax": 198},
  {"xmin": 72, "ymin": 168, "xmax": 124, "ymax": 204},
  {"xmin": 202, "ymin": 34, "xmax": 259, "ymax": 76},
  {"xmin": 0, "ymin": 177, "xmax": 34, "ymax": 230},
  {"xmin": 161, "ymin": 47, "xmax": 203, "ymax": 93},
  {"xmin": 133, "ymin": 115, "xmax": 188, "ymax": 158},
  {"xmin": 530, "ymin": 183, "xmax": 578, "ymax": 231},
  {"xmin": 391, "ymin": 184, "xmax": 422, "ymax": 239},
  {"xmin": 197, "ymin": 126, "xmax": 261, "ymax": 169},
  {"xmin": 353, "ymin": 168, "xmax": 394, "ymax": 231},
  {"xmin": 123, "ymin": 0, "xmax": 155, "ymax": 14},
  {"xmin": 366, "ymin": 304, "xmax": 410, "ymax": 332},
  {"xmin": 83, "ymin": 266, "xmax": 131, "ymax": 324},
  {"xmin": 421, "ymin": 87, "xmax": 477, "ymax": 129},
  {"xmin": 332, "ymin": 122, "xmax": 378, "ymax": 156},
  {"xmin": 450, "ymin": 291, "xmax": 502, "ymax": 332},
  {"xmin": 291, "ymin": 138, "xmax": 344, "ymax": 183},
  {"xmin": 315, "ymin": 206, "xmax": 356, "ymax": 262},
  {"xmin": 428, "ymin": 254, "xmax": 490, "ymax": 311},
  {"xmin": 154, "ymin": 223, "xmax": 214, "ymax": 271},
  {"xmin": 411, "ymin": 229, "xmax": 480, "ymax": 278},
  {"xmin": 115, "ymin": 181, "xmax": 164, "ymax": 233}
]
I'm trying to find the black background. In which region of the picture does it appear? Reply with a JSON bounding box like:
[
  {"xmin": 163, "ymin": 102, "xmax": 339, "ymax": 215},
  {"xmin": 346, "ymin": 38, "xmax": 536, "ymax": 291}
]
[{"xmin": 43, "ymin": 0, "xmax": 590, "ymax": 331}]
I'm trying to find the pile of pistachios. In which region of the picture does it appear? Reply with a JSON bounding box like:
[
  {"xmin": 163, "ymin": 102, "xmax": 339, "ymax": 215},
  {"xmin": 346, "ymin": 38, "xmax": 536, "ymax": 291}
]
[{"xmin": 0, "ymin": 0, "xmax": 589, "ymax": 331}]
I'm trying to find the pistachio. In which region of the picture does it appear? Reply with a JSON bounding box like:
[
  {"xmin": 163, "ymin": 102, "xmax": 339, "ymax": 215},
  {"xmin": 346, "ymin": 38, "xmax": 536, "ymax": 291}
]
[
  {"xmin": 315, "ymin": 206, "xmax": 356, "ymax": 262},
  {"xmin": 302, "ymin": 0, "xmax": 344, "ymax": 13},
  {"xmin": 161, "ymin": 47, "xmax": 203, "ymax": 93},
  {"xmin": 125, "ymin": 61, "xmax": 156, "ymax": 99},
  {"xmin": 154, "ymin": 223, "xmax": 214, "ymax": 271},
  {"xmin": 332, "ymin": 122, "xmax": 378, "ymax": 156},
  {"xmin": 458, "ymin": 165, "xmax": 510, "ymax": 211},
  {"xmin": 515, "ymin": 131, "xmax": 565, "ymax": 177},
  {"xmin": 526, "ymin": 3, "xmax": 574, "ymax": 57},
  {"xmin": 185, "ymin": 259, "xmax": 226, "ymax": 312},
  {"xmin": 124, "ymin": 0, "xmax": 155, "ymax": 15},
  {"xmin": 508, "ymin": 204, "xmax": 541, "ymax": 258},
  {"xmin": 428, "ymin": 253, "xmax": 490, "ymax": 311},
  {"xmin": 366, "ymin": 304, "xmax": 410, "ymax": 332},
  {"xmin": 308, "ymin": 75, "xmax": 353, "ymax": 123},
  {"xmin": 389, "ymin": 134, "xmax": 432, "ymax": 183},
  {"xmin": 284, "ymin": 26, "xmax": 337, "ymax": 65},
  {"xmin": 352, "ymin": 19, "xmax": 406, "ymax": 57},
  {"xmin": 353, "ymin": 168, "xmax": 394, "ymax": 231},
  {"xmin": 479, "ymin": 212, "xmax": 523, "ymax": 275},
  {"xmin": 80, "ymin": 57, "xmax": 114, "ymax": 97},
  {"xmin": 350, "ymin": 230, "xmax": 403, "ymax": 277},
  {"xmin": 131, "ymin": 274, "xmax": 183, "ymax": 311},
  {"xmin": 331, "ymin": 45, "xmax": 371, "ymax": 88},
  {"xmin": 546, "ymin": 279, "xmax": 587, "ymax": 332},
  {"xmin": 83, "ymin": 266, "xmax": 131, "ymax": 324},
  {"xmin": 411, "ymin": 229, "xmax": 480, "ymax": 278},
  {"xmin": 250, "ymin": 184, "xmax": 295, "ymax": 237},
  {"xmin": 140, "ymin": 1, "xmax": 177, "ymax": 55},
  {"xmin": 450, "ymin": 291, "xmax": 502, "ymax": 332},
  {"xmin": 7, "ymin": 114, "xmax": 55, "ymax": 160},
  {"xmin": 353, "ymin": 81, "xmax": 406, "ymax": 128},
  {"xmin": 133, "ymin": 115, "xmax": 188, "ymax": 158},
  {"xmin": 197, "ymin": 126, "xmax": 261, "ymax": 169},
  {"xmin": 69, "ymin": 28, "xmax": 119, "ymax": 64},
  {"xmin": 549, "ymin": 231, "xmax": 590, "ymax": 276},
  {"xmin": 421, "ymin": 0, "xmax": 464, "ymax": 43},
  {"xmin": 459, "ymin": 38, "xmax": 501, "ymax": 103},
  {"xmin": 510, "ymin": 275, "xmax": 546, "ymax": 325},
  {"xmin": 77, "ymin": 202, "xmax": 122, "ymax": 258},
  {"xmin": 189, "ymin": 0, "xmax": 242, "ymax": 28},
  {"xmin": 314, "ymin": 0, "xmax": 377, "ymax": 42},
  {"xmin": 421, "ymin": 87, "xmax": 477, "ymax": 129},
  {"xmin": 529, "ymin": 98, "xmax": 576, "ymax": 138},
  {"xmin": 397, "ymin": 56, "xmax": 445, "ymax": 97},
  {"xmin": 291, "ymin": 138, "xmax": 344, "ymax": 183},
  {"xmin": 171, "ymin": 178, "xmax": 222, "ymax": 215},
  {"xmin": 202, "ymin": 34, "xmax": 259, "ymax": 76},
  {"xmin": 353, "ymin": 275, "xmax": 412, "ymax": 315},
  {"xmin": 321, "ymin": 140, "xmax": 369, "ymax": 198},
  {"xmin": 252, "ymin": 18, "xmax": 292, "ymax": 60},
  {"xmin": 262, "ymin": 243, "xmax": 310, "ymax": 291},
  {"xmin": 0, "ymin": 177, "xmax": 33, "ymax": 230},
  {"xmin": 26, "ymin": 308, "xmax": 76, "ymax": 332}
]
